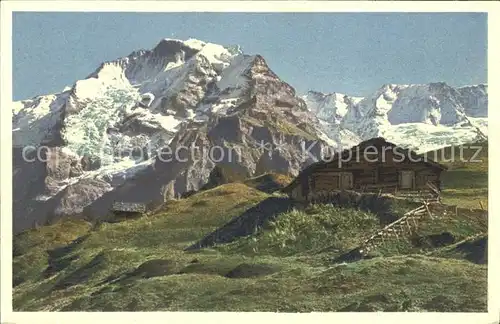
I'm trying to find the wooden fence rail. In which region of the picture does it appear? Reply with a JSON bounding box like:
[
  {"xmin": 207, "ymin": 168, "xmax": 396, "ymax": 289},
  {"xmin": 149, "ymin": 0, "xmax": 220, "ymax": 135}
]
[{"xmin": 358, "ymin": 200, "xmax": 434, "ymax": 256}]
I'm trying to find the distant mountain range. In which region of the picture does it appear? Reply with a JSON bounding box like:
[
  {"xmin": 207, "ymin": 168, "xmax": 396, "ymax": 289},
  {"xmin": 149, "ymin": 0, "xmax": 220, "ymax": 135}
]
[{"xmin": 303, "ymin": 82, "xmax": 487, "ymax": 152}]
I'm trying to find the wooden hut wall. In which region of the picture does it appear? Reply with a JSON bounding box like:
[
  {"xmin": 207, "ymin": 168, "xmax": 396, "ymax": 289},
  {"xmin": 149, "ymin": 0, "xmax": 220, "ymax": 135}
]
[
  {"xmin": 305, "ymin": 161, "xmax": 441, "ymax": 196},
  {"xmin": 285, "ymin": 141, "xmax": 444, "ymax": 201}
]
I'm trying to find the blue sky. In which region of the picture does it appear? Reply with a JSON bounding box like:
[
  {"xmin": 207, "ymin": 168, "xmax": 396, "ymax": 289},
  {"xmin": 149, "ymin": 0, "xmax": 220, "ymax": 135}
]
[{"xmin": 13, "ymin": 12, "xmax": 487, "ymax": 101}]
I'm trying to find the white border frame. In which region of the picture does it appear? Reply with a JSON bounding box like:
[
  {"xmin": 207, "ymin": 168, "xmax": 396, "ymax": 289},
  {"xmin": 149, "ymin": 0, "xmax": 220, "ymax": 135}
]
[{"xmin": 1, "ymin": 2, "xmax": 499, "ymax": 324}]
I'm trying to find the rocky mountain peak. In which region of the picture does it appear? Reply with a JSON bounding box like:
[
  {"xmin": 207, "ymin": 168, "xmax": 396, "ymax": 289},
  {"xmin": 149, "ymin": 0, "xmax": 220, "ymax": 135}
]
[
  {"xmin": 152, "ymin": 38, "xmax": 201, "ymax": 60},
  {"xmin": 11, "ymin": 38, "xmax": 333, "ymax": 233}
]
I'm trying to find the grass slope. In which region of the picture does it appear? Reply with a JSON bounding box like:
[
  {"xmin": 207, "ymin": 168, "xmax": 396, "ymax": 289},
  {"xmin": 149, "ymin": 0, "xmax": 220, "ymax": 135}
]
[
  {"xmin": 13, "ymin": 182, "xmax": 487, "ymax": 312},
  {"xmin": 425, "ymin": 141, "xmax": 488, "ymax": 209},
  {"xmin": 244, "ymin": 172, "xmax": 294, "ymax": 193}
]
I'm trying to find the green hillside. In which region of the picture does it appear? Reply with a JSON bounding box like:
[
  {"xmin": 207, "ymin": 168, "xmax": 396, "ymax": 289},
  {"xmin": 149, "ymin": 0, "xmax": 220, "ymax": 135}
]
[
  {"xmin": 424, "ymin": 140, "xmax": 488, "ymax": 209},
  {"xmin": 13, "ymin": 181, "xmax": 487, "ymax": 312}
]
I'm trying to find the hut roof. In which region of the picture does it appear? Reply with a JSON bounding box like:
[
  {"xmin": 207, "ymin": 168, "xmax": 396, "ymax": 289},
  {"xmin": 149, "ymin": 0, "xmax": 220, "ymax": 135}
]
[
  {"xmin": 112, "ymin": 201, "xmax": 146, "ymax": 213},
  {"xmin": 282, "ymin": 137, "xmax": 447, "ymax": 193}
]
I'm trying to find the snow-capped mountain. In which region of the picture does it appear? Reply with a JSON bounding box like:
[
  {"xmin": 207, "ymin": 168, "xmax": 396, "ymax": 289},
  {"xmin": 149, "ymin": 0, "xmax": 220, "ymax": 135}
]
[
  {"xmin": 12, "ymin": 38, "xmax": 488, "ymax": 233},
  {"xmin": 12, "ymin": 38, "xmax": 333, "ymax": 233},
  {"xmin": 303, "ymin": 82, "xmax": 488, "ymax": 152},
  {"xmin": 14, "ymin": 39, "xmax": 242, "ymax": 156},
  {"xmin": 302, "ymin": 91, "xmax": 364, "ymax": 125}
]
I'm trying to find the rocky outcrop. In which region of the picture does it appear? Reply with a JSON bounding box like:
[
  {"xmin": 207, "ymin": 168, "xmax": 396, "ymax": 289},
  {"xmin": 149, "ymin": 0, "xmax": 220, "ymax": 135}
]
[
  {"xmin": 53, "ymin": 178, "xmax": 112, "ymax": 218},
  {"xmin": 457, "ymin": 84, "xmax": 488, "ymax": 118},
  {"xmin": 80, "ymin": 154, "xmax": 101, "ymax": 171},
  {"xmin": 45, "ymin": 147, "xmax": 83, "ymax": 180}
]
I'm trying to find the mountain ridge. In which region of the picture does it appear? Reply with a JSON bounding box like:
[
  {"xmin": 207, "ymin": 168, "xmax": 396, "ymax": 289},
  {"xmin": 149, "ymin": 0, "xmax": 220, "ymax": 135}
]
[{"xmin": 303, "ymin": 82, "xmax": 488, "ymax": 152}]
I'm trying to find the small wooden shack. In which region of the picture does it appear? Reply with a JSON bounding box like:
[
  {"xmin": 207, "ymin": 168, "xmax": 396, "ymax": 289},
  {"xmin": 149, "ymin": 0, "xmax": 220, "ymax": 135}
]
[
  {"xmin": 111, "ymin": 201, "xmax": 147, "ymax": 218},
  {"xmin": 283, "ymin": 137, "xmax": 447, "ymax": 202}
]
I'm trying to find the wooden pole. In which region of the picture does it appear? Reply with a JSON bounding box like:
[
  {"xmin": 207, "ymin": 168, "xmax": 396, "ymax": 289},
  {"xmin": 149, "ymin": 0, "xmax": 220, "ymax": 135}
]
[
  {"xmin": 405, "ymin": 218, "xmax": 412, "ymax": 234},
  {"xmin": 424, "ymin": 201, "xmax": 433, "ymax": 219},
  {"xmin": 393, "ymin": 229, "xmax": 400, "ymax": 242},
  {"xmin": 410, "ymin": 214, "xmax": 419, "ymax": 230}
]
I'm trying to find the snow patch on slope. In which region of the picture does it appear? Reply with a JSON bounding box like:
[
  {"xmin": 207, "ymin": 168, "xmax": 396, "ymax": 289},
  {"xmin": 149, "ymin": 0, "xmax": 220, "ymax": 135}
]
[
  {"xmin": 216, "ymin": 54, "xmax": 256, "ymax": 98},
  {"xmin": 468, "ymin": 117, "xmax": 488, "ymax": 137},
  {"xmin": 302, "ymin": 91, "xmax": 363, "ymax": 124},
  {"xmin": 379, "ymin": 121, "xmax": 488, "ymax": 153},
  {"xmin": 12, "ymin": 92, "xmax": 69, "ymax": 147},
  {"xmin": 317, "ymin": 120, "xmax": 362, "ymax": 150}
]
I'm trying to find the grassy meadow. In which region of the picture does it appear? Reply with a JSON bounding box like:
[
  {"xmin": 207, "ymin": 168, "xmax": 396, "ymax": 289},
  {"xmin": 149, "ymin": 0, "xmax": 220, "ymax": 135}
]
[
  {"xmin": 11, "ymin": 141, "xmax": 488, "ymax": 312},
  {"xmin": 430, "ymin": 141, "xmax": 488, "ymax": 209}
]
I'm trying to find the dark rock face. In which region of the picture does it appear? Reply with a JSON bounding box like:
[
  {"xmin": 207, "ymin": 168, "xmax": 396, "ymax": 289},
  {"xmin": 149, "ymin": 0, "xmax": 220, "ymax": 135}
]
[
  {"xmin": 457, "ymin": 84, "xmax": 488, "ymax": 118},
  {"xmin": 203, "ymin": 163, "xmax": 252, "ymax": 190},
  {"xmin": 152, "ymin": 39, "xmax": 200, "ymax": 61},
  {"xmin": 13, "ymin": 147, "xmax": 48, "ymax": 214},
  {"xmin": 81, "ymin": 154, "xmax": 101, "ymax": 171},
  {"xmin": 45, "ymin": 147, "xmax": 83, "ymax": 181},
  {"xmin": 207, "ymin": 115, "xmax": 244, "ymax": 142},
  {"xmin": 423, "ymin": 295, "xmax": 457, "ymax": 312},
  {"xmin": 255, "ymin": 149, "xmax": 295, "ymax": 176},
  {"xmin": 139, "ymin": 53, "xmax": 329, "ymax": 204},
  {"xmin": 53, "ymin": 178, "xmax": 112, "ymax": 220}
]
